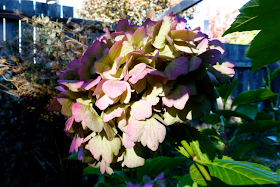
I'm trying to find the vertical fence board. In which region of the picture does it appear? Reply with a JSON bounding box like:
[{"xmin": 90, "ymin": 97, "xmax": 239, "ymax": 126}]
[
  {"xmin": 62, "ymin": 6, "xmax": 73, "ymax": 18},
  {"xmin": 0, "ymin": 19, "xmax": 3, "ymax": 41},
  {"xmin": 35, "ymin": 2, "xmax": 48, "ymax": 16},
  {"xmin": 6, "ymin": 18, "xmax": 18, "ymax": 41},
  {"xmin": 20, "ymin": 1, "xmax": 34, "ymax": 14},
  {"xmin": 48, "ymin": 4, "xmax": 61, "ymax": 18}
]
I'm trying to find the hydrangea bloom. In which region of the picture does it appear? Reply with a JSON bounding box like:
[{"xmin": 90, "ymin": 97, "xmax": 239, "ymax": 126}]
[{"xmin": 49, "ymin": 12, "xmax": 234, "ymax": 174}]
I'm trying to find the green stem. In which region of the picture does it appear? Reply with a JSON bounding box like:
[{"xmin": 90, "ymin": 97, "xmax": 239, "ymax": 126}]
[
  {"xmin": 195, "ymin": 162, "xmax": 212, "ymax": 182},
  {"xmin": 181, "ymin": 140, "xmax": 195, "ymax": 158}
]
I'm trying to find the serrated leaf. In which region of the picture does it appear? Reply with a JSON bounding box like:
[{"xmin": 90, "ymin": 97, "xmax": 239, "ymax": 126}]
[
  {"xmin": 207, "ymin": 160, "xmax": 280, "ymax": 186},
  {"xmin": 223, "ymin": 0, "xmax": 280, "ymax": 35},
  {"xmin": 231, "ymin": 88, "xmax": 275, "ymax": 107},
  {"xmin": 215, "ymin": 79, "xmax": 238, "ymax": 106},
  {"xmin": 235, "ymin": 120, "xmax": 280, "ymax": 137},
  {"xmin": 136, "ymin": 156, "xmax": 187, "ymax": 181},
  {"xmin": 233, "ymin": 141, "xmax": 258, "ymax": 160},
  {"xmin": 223, "ymin": 0, "xmax": 280, "ymax": 71},
  {"xmin": 190, "ymin": 164, "xmax": 207, "ymax": 186},
  {"xmin": 204, "ymin": 113, "xmax": 221, "ymax": 125}
]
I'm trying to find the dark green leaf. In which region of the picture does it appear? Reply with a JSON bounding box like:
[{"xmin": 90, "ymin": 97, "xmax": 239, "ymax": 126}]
[
  {"xmin": 234, "ymin": 104, "xmax": 259, "ymax": 120},
  {"xmin": 264, "ymin": 108, "xmax": 280, "ymax": 116},
  {"xmin": 204, "ymin": 113, "xmax": 221, "ymax": 125},
  {"xmin": 136, "ymin": 156, "xmax": 187, "ymax": 181},
  {"xmin": 108, "ymin": 171, "xmax": 127, "ymax": 183},
  {"xmin": 207, "ymin": 160, "xmax": 279, "ymax": 186},
  {"xmin": 223, "ymin": 0, "xmax": 280, "ymax": 71},
  {"xmin": 232, "ymin": 88, "xmax": 275, "ymax": 107},
  {"xmin": 83, "ymin": 166, "xmax": 101, "ymax": 176},
  {"xmin": 255, "ymin": 112, "xmax": 273, "ymax": 120},
  {"xmin": 233, "ymin": 141, "xmax": 258, "ymax": 160},
  {"xmin": 198, "ymin": 128, "xmax": 219, "ymax": 137},
  {"xmin": 190, "ymin": 164, "xmax": 207, "ymax": 186},
  {"xmin": 271, "ymin": 67, "xmax": 280, "ymax": 81},
  {"xmin": 215, "ymin": 79, "xmax": 238, "ymax": 105},
  {"xmin": 63, "ymin": 152, "xmax": 78, "ymax": 160},
  {"xmin": 246, "ymin": 27, "xmax": 280, "ymax": 71},
  {"xmin": 235, "ymin": 120, "xmax": 280, "ymax": 137},
  {"xmin": 216, "ymin": 110, "xmax": 252, "ymax": 120}
]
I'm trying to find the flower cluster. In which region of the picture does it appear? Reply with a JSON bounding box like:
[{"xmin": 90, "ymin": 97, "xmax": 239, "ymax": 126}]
[
  {"xmin": 126, "ymin": 173, "xmax": 166, "ymax": 187},
  {"xmin": 49, "ymin": 13, "xmax": 234, "ymax": 174}
]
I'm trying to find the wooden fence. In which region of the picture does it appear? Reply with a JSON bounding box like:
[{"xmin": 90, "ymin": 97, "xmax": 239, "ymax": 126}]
[{"xmin": 224, "ymin": 43, "xmax": 280, "ymax": 98}]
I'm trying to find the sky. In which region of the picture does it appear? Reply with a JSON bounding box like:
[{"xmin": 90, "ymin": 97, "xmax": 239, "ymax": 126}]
[{"xmin": 57, "ymin": 0, "xmax": 250, "ymax": 21}]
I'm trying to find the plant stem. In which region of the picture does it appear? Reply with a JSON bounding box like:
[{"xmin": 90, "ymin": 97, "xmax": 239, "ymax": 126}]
[
  {"xmin": 195, "ymin": 162, "xmax": 212, "ymax": 182},
  {"xmin": 181, "ymin": 140, "xmax": 195, "ymax": 158}
]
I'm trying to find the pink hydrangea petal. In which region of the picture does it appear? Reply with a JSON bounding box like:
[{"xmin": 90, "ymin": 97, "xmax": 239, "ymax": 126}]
[
  {"xmin": 65, "ymin": 116, "xmax": 74, "ymax": 132},
  {"xmin": 162, "ymin": 85, "xmax": 190, "ymax": 110},
  {"xmin": 125, "ymin": 63, "xmax": 147, "ymax": 84},
  {"xmin": 103, "ymin": 104, "xmax": 126, "ymax": 122},
  {"xmin": 102, "ymin": 80, "xmax": 127, "ymax": 98},
  {"xmin": 100, "ymin": 160, "xmax": 106, "ymax": 174},
  {"xmin": 69, "ymin": 135, "xmax": 76, "ymax": 154},
  {"xmin": 72, "ymin": 102, "xmax": 87, "ymax": 122},
  {"xmin": 123, "ymin": 133, "xmax": 135, "ymax": 149},
  {"xmin": 127, "ymin": 118, "xmax": 145, "ymax": 142},
  {"xmin": 140, "ymin": 118, "xmax": 166, "ymax": 151},
  {"xmin": 75, "ymin": 134, "xmax": 83, "ymax": 153},
  {"xmin": 131, "ymin": 100, "xmax": 152, "ymax": 120},
  {"xmin": 82, "ymin": 107, "xmax": 103, "ymax": 132},
  {"xmin": 164, "ymin": 56, "xmax": 189, "ymax": 80},
  {"xmin": 95, "ymin": 95, "xmax": 116, "ymax": 110},
  {"xmin": 76, "ymin": 76, "xmax": 101, "ymax": 90}
]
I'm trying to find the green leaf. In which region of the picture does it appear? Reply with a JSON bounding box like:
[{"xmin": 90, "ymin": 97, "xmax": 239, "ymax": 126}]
[
  {"xmin": 207, "ymin": 159, "xmax": 279, "ymax": 186},
  {"xmin": 233, "ymin": 141, "xmax": 258, "ymax": 160},
  {"xmin": 136, "ymin": 156, "xmax": 187, "ymax": 181},
  {"xmin": 215, "ymin": 79, "xmax": 238, "ymax": 106},
  {"xmin": 223, "ymin": 0, "xmax": 280, "ymax": 35},
  {"xmin": 190, "ymin": 164, "xmax": 207, "ymax": 186},
  {"xmin": 223, "ymin": 0, "xmax": 280, "ymax": 71},
  {"xmin": 246, "ymin": 27, "xmax": 280, "ymax": 71},
  {"xmin": 198, "ymin": 128, "xmax": 219, "ymax": 138},
  {"xmin": 83, "ymin": 166, "xmax": 101, "ymax": 176},
  {"xmin": 264, "ymin": 108, "xmax": 280, "ymax": 116},
  {"xmin": 235, "ymin": 120, "xmax": 280, "ymax": 137},
  {"xmin": 186, "ymin": 126, "xmax": 217, "ymax": 162},
  {"xmin": 63, "ymin": 151, "xmax": 78, "ymax": 160},
  {"xmin": 107, "ymin": 171, "xmax": 127, "ymax": 184},
  {"xmin": 204, "ymin": 113, "xmax": 221, "ymax": 125},
  {"xmin": 234, "ymin": 104, "xmax": 259, "ymax": 120},
  {"xmin": 271, "ymin": 67, "xmax": 280, "ymax": 81},
  {"xmin": 216, "ymin": 110, "xmax": 252, "ymax": 120},
  {"xmin": 177, "ymin": 174, "xmax": 198, "ymax": 187},
  {"xmin": 255, "ymin": 112, "xmax": 273, "ymax": 120},
  {"xmin": 231, "ymin": 88, "xmax": 275, "ymax": 107}
]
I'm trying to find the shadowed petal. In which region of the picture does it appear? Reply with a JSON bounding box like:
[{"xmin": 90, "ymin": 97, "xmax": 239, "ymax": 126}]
[
  {"xmin": 162, "ymin": 85, "xmax": 190, "ymax": 110},
  {"xmin": 164, "ymin": 57, "xmax": 189, "ymax": 80}
]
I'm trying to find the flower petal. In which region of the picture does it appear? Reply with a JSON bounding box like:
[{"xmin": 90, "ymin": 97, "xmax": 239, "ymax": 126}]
[
  {"xmin": 102, "ymin": 80, "xmax": 127, "ymax": 98},
  {"xmin": 103, "ymin": 104, "xmax": 126, "ymax": 122},
  {"xmin": 131, "ymin": 100, "xmax": 152, "ymax": 120},
  {"xmin": 162, "ymin": 85, "xmax": 190, "ymax": 110},
  {"xmin": 164, "ymin": 56, "xmax": 189, "ymax": 80}
]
